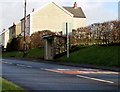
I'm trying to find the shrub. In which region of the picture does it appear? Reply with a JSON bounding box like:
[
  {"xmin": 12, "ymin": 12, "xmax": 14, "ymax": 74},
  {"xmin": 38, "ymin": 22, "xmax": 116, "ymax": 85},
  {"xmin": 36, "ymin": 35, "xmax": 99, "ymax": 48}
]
[
  {"xmin": 6, "ymin": 30, "xmax": 56, "ymax": 51},
  {"xmin": 72, "ymin": 20, "xmax": 120, "ymax": 46},
  {"xmin": 6, "ymin": 36, "xmax": 18, "ymax": 51},
  {"xmin": 30, "ymin": 30, "xmax": 55, "ymax": 48}
]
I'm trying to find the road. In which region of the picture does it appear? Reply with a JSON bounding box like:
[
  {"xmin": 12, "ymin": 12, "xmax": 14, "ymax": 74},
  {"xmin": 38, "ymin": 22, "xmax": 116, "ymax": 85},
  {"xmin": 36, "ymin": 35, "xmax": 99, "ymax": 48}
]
[{"xmin": 2, "ymin": 58, "xmax": 119, "ymax": 91}]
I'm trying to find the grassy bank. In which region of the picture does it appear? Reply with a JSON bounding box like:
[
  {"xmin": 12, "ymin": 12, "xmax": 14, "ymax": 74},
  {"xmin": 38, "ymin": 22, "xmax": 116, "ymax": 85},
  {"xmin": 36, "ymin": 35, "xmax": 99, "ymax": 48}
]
[
  {"xmin": 2, "ymin": 46, "xmax": 119, "ymax": 67},
  {"xmin": 1, "ymin": 78, "xmax": 26, "ymax": 92},
  {"xmin": 57, "ymin": 46, "xmax": 119, "ymax": 67},
  {"xmin": 2, "ymin": 48, "xmax": 44, "ymax": 59}
]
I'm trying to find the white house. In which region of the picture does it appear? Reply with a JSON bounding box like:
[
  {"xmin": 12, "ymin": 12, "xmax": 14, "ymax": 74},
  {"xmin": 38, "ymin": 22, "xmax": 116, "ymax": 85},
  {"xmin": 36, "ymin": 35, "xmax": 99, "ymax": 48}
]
[
  {"xmin": 9, "ymin": 22, "xmax": 21, "ymax": 39},
  {"xmin": 0, "ymin": 29, "xmax": 9, "ymax": 48},
  {"xmin": 21, "ymin": 1, "xmax": 86, "ymax": 35},
  {"xmin": 0, "ymin": 21, "xmax": 21, "ymax": 49}
]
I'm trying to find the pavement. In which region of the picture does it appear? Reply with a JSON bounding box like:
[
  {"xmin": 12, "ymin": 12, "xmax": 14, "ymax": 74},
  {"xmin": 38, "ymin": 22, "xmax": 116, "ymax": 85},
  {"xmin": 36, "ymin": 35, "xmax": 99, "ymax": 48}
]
[{"xmin": 2, "ymin": 58, "xmax": 120, "ymax": 91}]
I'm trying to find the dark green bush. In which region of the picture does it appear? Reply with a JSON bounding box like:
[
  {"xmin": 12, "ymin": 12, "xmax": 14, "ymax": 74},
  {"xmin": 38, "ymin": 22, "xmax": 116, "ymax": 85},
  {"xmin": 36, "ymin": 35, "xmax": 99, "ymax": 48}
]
[{"xmin": 6, "ymin": 37, "xmax": 18, "ymax": 51}]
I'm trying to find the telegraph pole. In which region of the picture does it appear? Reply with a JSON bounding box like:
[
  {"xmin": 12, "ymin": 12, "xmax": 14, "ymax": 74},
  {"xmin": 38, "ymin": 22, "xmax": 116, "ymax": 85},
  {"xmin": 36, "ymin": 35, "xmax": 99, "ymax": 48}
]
[
  {"xmin": 23, "ymin": 0, "xmax": 27, "ymax": 57},
  {"xmin": 66, "ymin": 22, "xmax": 69, "ymax": 58}
]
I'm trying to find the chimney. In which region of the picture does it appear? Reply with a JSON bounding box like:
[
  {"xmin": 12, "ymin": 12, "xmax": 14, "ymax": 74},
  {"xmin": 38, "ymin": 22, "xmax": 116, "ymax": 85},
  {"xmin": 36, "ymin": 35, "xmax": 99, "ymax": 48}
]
[
  {"xmin": 32, "ymin": 8, "xmax": 34, "ymax": 12},
  {"xmin": 73, "ymin": 2, "xmax": 77, "ymax": 8},
  {"xmin": 13, "ymin": 22, "xmax": 15, "ymax": 25}
]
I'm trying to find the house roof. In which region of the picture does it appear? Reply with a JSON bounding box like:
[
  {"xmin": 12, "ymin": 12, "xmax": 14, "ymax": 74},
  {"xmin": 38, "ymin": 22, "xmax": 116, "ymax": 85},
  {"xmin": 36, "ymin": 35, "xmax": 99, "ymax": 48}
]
[
  {"xmin": 63, "ymin": 7, "xmax": 86, "ymax": 18},
  {"xmin": 20, "ymin": 14, "xmax": 30, "ymax": 21},
  {"xmin": 42, "ymin": 35, "xmax": 66, "ymax": 39},
  {"xmin": 20, "ymin": 1, "xmax": 86, "ymax": 21},
  {"xmin": 31, "ymin": 2, "xmax": 74, "ymax": 17},
  {"xmin": 0, "ymin": 29, "xmax": 8, "ymax": 36}
]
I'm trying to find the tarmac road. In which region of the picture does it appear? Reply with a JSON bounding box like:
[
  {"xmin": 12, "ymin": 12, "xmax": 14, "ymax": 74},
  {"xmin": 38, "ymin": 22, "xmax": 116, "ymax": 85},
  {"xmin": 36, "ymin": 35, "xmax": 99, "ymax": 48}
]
[{"xmin": 2, "ymin": 58, "xmax": 119, "ymax": 91}]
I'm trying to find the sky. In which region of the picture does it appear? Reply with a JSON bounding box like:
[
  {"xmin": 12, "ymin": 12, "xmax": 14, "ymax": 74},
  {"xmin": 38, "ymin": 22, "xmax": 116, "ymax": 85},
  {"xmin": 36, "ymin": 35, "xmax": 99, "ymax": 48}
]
[{"xmin": 0, "ymin": 0, "xmax": 119, "ymax": 32}]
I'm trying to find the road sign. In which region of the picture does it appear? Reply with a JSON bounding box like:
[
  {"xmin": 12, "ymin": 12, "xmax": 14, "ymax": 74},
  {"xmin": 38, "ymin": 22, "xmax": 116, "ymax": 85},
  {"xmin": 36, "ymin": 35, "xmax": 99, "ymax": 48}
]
[{"xmin": 62, "ymin": 22, "xmax": 73, "ymax": 35}]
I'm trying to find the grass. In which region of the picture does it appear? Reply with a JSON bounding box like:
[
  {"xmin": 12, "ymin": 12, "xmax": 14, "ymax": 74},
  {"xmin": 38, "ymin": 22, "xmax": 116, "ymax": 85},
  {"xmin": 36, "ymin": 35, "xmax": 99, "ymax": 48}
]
[
  {"xmin": 2, "ymin": 48, "xmax": 44, "ymax": 59},
  {"xmin": 2, "ymin": 51, "xmax": 23, "ymax": 58},
  {"xmin": 26, "ymin": 48, "xmax": 44, "ymax": 58},
  {"xmin": 2, "ymin": 46, "xmax": 119, "ymax": 67},
  {"xmin": 1, "ymin": 78, "xmax": 26, "ymax": 92},
  {"xmin": 57, "ymin": 45, "xmax": 119, "ymax": 67}
]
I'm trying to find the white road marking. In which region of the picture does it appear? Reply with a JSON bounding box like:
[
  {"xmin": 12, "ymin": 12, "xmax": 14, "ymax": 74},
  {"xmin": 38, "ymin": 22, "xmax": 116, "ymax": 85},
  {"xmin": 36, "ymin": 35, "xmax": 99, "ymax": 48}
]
[
  {"xmin": 81, "ymin": 69, "xmax": 99, "ymax": 71},
  {"xmin": 26, "ymin": 66, "xmax": 33, "ymax": 68},
  {"xmin": 57, "ymin": 69, "xmax": 71, "ymax": 70},
  {"xmin": 77, "ymin": 71, "xmax": 119, "ymax": 74},
  {"xmin": 76, "ymin": 75, "xmax": 114, "ymax": 84},
  {"xmin": 40, "ymin": 68, "xmax": 44, "ymax": 70},
  {"xmin": 2, "ymin": 61, "xmax": 13, "ymax": 65},
  {"xmin": 8, "ymin": 62, "xmax": 13, "ymax": 64},
  {"xmin": 16, "ymin": 64, "xmax": 25, "ymax": 67},
  {"xmin": 44, "ymin": 69, "xmax": 63, "ymax": 74},
  {"xmin": 2, "ymin": 61, "xmax": 7, "ymax": 64},
  {"xmin": 3, "ymin": 61, "xmax": 9, "ymax": 64},
  {"xmin": 3, "ymin": 61, "xmax": 33, "ymax": 68}
]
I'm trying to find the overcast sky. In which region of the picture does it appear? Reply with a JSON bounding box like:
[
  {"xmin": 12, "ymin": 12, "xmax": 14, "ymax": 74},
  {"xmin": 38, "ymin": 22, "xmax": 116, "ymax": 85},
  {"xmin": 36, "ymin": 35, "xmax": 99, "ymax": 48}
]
[{"xmin": 0, "ymin": 0, "xmax": 119, "ymax": 32}]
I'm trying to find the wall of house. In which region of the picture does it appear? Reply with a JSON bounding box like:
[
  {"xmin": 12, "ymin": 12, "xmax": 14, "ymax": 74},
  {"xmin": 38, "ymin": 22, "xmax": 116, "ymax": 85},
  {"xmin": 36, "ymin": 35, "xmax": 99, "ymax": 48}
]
[
  {"xmin": 21, "ymin": 15, "xmax": 30, "ymax": 35},
  {"xmin": 30, "ymin": 2, "xmax": 73, "ymax": 35},
  {"xmin": 1, "ymin": 30, "xmax": 9, "ymax": 48},
  {"xmin": 1, "ymin": 33, "xmax": 5, "ymax": 47},
  {"xmin": 21, "ymin": 20, "xmax": 24, "ymax": 33},
  {"xmin": 9, "ymin": 25, "xmax": 16, "ymax": 39},
  {"xmin": 26, "ymin": 16, "xmax": 30, "ymax": 35},
  {"xmin": 4, "ymin": 30, "xmax": 9, "ymax": 48},
  {"xmin": 16, "ymin": 22, "xmax": 21, "ymax": 36},
  {"xmin": 0, "ymin": 35, "xmax": 2, "ymax": 46},
  {"xmin": 73, "ymin": 18, "xmax": 86, "ymax": 29}
]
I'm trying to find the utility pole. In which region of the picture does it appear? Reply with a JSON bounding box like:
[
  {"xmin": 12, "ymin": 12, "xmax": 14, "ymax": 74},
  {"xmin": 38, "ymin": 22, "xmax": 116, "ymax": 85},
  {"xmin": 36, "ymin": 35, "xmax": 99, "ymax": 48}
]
[
  {"xmin": 66, "ymin": 22, "xmax": 69, "ymax": 58},
  {"xmin": 23, "ymin": 0, "xmax": 27, "ymax": 57}
]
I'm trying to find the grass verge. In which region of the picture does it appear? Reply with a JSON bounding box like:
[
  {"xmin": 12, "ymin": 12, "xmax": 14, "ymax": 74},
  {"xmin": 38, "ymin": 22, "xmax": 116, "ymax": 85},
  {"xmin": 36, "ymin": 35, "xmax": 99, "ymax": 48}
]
[
  {"xmin": 57, "ymin": 46, "xmax": 119, "ymax": 67},
  {"xmin": 2, "ymin": 48, "xmax": 44, "ymax": 59},
  {"xmin": 2, "ymin": 46, "xmax": 119, "ymax": 67},
  {"xmin": 1, "ymin": 78, "xmax": 26, "ymax": 92}
]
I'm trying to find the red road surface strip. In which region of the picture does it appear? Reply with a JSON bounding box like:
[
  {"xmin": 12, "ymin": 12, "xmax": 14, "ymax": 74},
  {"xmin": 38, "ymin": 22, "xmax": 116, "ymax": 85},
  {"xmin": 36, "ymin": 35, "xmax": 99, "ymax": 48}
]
[{"xmin": 44, "ymin": 69, "xmax": 119, "ymax": 74}]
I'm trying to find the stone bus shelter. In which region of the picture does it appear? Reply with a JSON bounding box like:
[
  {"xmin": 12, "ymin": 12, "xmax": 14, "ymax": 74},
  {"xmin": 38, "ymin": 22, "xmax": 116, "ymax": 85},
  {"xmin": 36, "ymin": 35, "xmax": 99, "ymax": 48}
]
[{"xmin": 42, "ymin": 35, "xmax": 67, "ymax": 60}]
